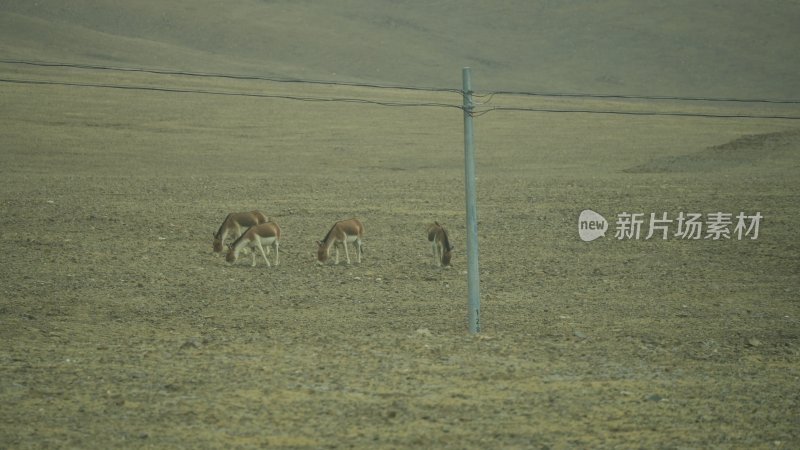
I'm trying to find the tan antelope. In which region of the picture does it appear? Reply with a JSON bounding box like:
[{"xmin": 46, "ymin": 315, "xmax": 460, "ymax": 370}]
[
  {"xmin": 427, "ymin": 221, "xmax": 452, "ymax": 267},
  {"xmin": 226, "ymin": 221, "xmax": 281, "ymax": 267},
  {"xmin": 316, "ymin": 218, "xmax": 364, "ymax": 265},
  {"xmin": 212, "ymin": 210, "xmax": 269, "ymax": 253}
]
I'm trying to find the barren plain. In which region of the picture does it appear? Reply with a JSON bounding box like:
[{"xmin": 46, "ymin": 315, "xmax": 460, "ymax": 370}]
[{"xmin": 1, "ymin": 63, "xmax": 799, "ymax": 449}]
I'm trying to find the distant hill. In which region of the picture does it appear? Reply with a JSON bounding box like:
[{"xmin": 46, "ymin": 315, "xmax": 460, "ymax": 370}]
[{"xmin": 2, "ymin": 0, "xmax": 799, "ymax": 99}]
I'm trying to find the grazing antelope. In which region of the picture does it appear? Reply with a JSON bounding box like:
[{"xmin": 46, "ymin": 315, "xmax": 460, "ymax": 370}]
[
  {"xmin": 316, "ymin": 218, "xmax": 364, "ymax": 265},
  {"xmin": 226, "ymin": 221, "xmax": 281, "ymax": 267},
  {"xmin": 427, "ymin": 221, "xmax": 452, "ymax": 267},
  {"xmin": 212, "ymin": 210, "xmax": 269, "ymax": 253}
]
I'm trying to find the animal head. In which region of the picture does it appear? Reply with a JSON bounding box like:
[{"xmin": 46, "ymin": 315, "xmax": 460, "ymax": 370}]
[
  {"xmin": 225, "ymin": 245, "xmax": 238, "ymax": 263},
  {"xmin": 441, "ymin": 249, "xmax": 452, "ymax": 267},
  {"xmin": 212, "ymin": 235, "xmax": 224, "ymax": 253},
  {"xmin": 316, "ymin": 240, "xmax": 329, "ymax": 264}
]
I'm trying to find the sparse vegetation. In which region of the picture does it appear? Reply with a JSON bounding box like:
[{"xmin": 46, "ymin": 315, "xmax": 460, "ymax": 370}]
[{"xmin": 1, "ymin": 2, "xmax": 799, "ymax": 448}]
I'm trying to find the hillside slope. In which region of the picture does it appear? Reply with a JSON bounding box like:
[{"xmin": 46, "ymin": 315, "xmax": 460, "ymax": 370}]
[{"xmin": 1, "ymin": 0, "xmax": 799, "ymax": 98}]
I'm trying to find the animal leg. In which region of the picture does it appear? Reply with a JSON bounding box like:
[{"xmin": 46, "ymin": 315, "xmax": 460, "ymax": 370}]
[
  {"xmin": 256, "ymin": 241, "xmax": 271, "ymax": 267},
  {"xmin": 220, "ymin": 231, "xmax": 231, "ymax": 254},
  {"xmin": 273, "ymin": 241, "xmax": 279, "ymax": 266},
  {"xmin": 343, "ymin": 241, "xmax": 351, "ymax": 264},
  {"xmin": 229, "ymin": 225, "xmax": 240, "ymax": 250}
]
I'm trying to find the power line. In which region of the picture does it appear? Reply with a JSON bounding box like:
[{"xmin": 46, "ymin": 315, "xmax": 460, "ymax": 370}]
[
  {"xmin": 0, "ymin": 58, "xmax": 461, "ymax": 95},
  {"xmin": 470, "ymin": 105, "xmax": 800, "ymax": 120},
  {"xmin": 475, "ymin": 89, "xmax": 800, "ymax": 105},
  {"xmin": 0, "ymin": 77, "xmax": 464, "ymax": 111},
  {"xmin": 2, "ymin": 58, "xmax": 799, "ymax": 120},
  {"xmin": 3, "ymin": 77, "xmax": 798, "ymax": 120},
  {"xmin": 4, "ymin": 58, "xmax": 800, "ymax": 106}
]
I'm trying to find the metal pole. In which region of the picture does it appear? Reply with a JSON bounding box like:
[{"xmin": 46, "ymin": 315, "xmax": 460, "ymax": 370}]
[{"xmin": 462, "ymin": 67, "xmax": 480, "ymax": 334}]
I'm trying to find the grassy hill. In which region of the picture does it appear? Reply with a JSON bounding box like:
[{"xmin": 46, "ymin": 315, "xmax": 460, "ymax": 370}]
[{"xmin": 1, "ymin": 0, "xmax": 799, "ymax": 98}]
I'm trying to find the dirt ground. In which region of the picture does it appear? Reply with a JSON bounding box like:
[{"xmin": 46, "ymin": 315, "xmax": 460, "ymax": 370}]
[{"xmin": 1, "ymin": 71, "xmax": 799, "ymax": 449}]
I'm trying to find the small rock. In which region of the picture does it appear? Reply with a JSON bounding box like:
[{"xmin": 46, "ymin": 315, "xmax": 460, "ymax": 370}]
[
  {"xmin": 180, "ymin": 339, "xmax": 200, "ymax": 350},
  {"xmin": 747, "ymin": 337, "xmax": 762, "ymax": 347}
]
